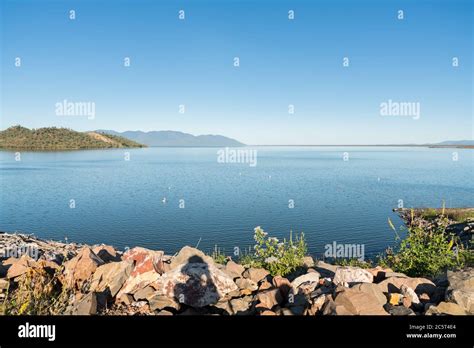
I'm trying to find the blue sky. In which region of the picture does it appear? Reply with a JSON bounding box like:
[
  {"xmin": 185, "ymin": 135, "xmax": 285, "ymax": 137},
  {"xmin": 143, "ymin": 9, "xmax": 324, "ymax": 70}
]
[{"xmin": 1, "ymin": 0, "xmax": 472, "ymax": 145}]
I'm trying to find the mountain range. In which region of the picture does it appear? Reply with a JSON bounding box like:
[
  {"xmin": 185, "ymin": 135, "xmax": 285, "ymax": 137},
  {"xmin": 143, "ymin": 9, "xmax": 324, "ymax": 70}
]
[{"xmin": 96, "ymin": 130, "xmax": 245, "ymax": 147}]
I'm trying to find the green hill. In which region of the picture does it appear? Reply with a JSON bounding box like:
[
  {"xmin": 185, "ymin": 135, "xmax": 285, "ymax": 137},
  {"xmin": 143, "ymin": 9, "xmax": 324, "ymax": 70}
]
[{"xmin": 0, "ymin": 126, "xmax": 146, "ymax": 150}]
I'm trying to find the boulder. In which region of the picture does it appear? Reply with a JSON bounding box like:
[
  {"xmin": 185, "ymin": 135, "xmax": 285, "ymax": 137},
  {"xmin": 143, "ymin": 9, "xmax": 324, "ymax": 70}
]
[
  {"xmin": 387, "ymin": 305, "xmax": 415, "ymax": 316},
  {"xmin": 445, "ymin": 268, "xmax": 474, "ymax": 314},
  {"xmin": 169, "ymin": 246, "xmax": 214, "ymax": 270},
  {"xmin": 351, "ymin": 283, "xmax": 387, "ymax": 306},
  {"xmin": 225, "ymin": 261, "xmax": 245, "ymax": 278},
  {"xmin": 89, "ymin": 260, "xmax": 133, "ymax": 298},
  {"xmin": 63, "ymin": 248, "xmax": 104, "ymax": 289},
  {"xmin": 425, "ymin": 301, "xmax": 468, "ymax": 315},
  {"xmin": 272, "ymin": 276, "xmax": 292, "ymax": 298},
  {"xmin": 133, "ymin": 285, "xmax": 156, "ymax": 301},
  {"xmin": 400, "ymin": 285, "xmax": 420, "ymax": 304},
  {"xmin": 314, "ymin": 261, "xmax": 338, "ymax": 277},
  {"xmin": 6, "ymin": 255, "xmax": 37, "ymax": 279},
  {"xmin": 235, "ymin": 278, "xmax": 258, "ymax": 292},
  {"xmin": 377, "ymin": 276, "xmax": 436, "ymax": 296},
  {"xmin": 158, "ymin": 262, "xmax": 238, "ymax": 307},
  {"xmin": 302, "ymin": 256, "xmax": 315, "ymax": 268},
  {"xmin": 122, "ymin": 247, "xmax": 165, "ymax": 276},
  {"xmin": 242, "ymin": 268, "xmax": 269, "ymax": 283},
  {"xmin": 0, "ymin": 278, "xmax": 9, "ymax": 291},
  {"xmin": 333, "ymin": 267, "xmax": 373, "ymax": 286},
  {"xmin": 230, "ymin": 297, "xmax": 252, "ymax": 314},
  {"xmin": 70, "ymin": 292, "xmax": 97, "ymax": 315},
  {"xmin": 116, "ymin": 270, "xmax": 161, "ymax": 297},
  {"xmin": 334, "ymin": 287, "xmax": 388, "ymax": 315},
  {"xmin": 259, "ymin": 280, "xmax": 273, "ymax": 291},
  {"xmin": 291, "ymin": 272, "xmax": 321, "ymax": 294},
  {"xmin": 260, "ymin": 310, "xmax": 277, "ymax": 316},
  {"xmin": 148, "ymin": 294, "xmax": 180, "ymax": 311},
  {"xmin": 256, "ymin": 288, "xmax": 283, "ymax": 309},
  {"xmin": 92, "ymin": 244, "xmax": 120, "ymax": 263},
  {"xmin": 307, "ymin": 294, "xmax": 327, "ymax": 315}
]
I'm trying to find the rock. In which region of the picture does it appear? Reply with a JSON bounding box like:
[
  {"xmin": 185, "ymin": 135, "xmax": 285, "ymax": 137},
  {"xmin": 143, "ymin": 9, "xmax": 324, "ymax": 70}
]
[
  {"xmin": 63, "ymin": 247, "xmax": 104, "ymax": 289},
  {"xmin": 291, "ymin": 272, "xmax": 321, "ymax": 294},
  {"xmin": 315, "ymin": 261, "xmax": 338, "ymax": 277},
  {"xmin": 260, "ymin": 310, "xmax": 277, "ymax": 316},
  {"xmin": 400, "ymin": 285, "xmax": 420, "ymax": 304},
  {"xmin": 158, "ymin": 262, "xmax": 238, "ymax": 307},
  {"xmin": 256, "ymin": 288, "xmax": 283, "ymax": 309},
  {"xmin": 272, "ymin": 276, "xmax": 292, "ymax": 298},
  {"xmin": 148, "ymin": 294, "xmax": 180, "ymax": 311},
  {"xmin": 6, "ymin": 255, "xmax": 37, "ymax": 279},
  {"xmin": 122, "ymin": 247, "xmax": 165, "ymax": 276},
  {"xmin": 117, "ymin": 270, "xmax": 161, "ymax": 297},
  {"xmin": 70, "ymin": 292, "xmax": 97, "ymax": 315},
  {"xmin": 169, "ymin": 246, "xmax": 214, "ymax": 270},
  {"xmin": 225, "ymin": 261, "xmax": 245, "ymax": 278},
  {"xmin": 0, "ymin": 278, "xmax": 9, "ymax": 291},
  {"xmin": 230, "ymin": 298, "xmax": 251, "ymax": 314},
  {"xmin": 377, "ymin": 277, "xmax": 436, "ymax": 296},
  {"xmin": 333, "ymin": 267, "xmax": 373, "ymax": 286},
  {"xmin": 351, "ymin": 283, "xmax": 387, "ymax": 306},
  {"xmin": 116, "ymin": 293, "xmax": 134, "ymax": 305},
  {"xmin": 242, "ymin": 268, "xmax": 269, "ymax": 283},
  {"xmin": 367, "ymin": 267, "xmax": 395, "ymax": 282},
  {"xmin": 133, "ymin": 285, "xmax": 156, "ymax": 301},
  {"xmin": 307, "ymin": 294, "xmax": 327, "ymax": 315},
  {"xmin": 387, "ymin": 305, "xmax": 415, "ymax": 316},
  {"xmin": 90, "ymin": 260, "xmax": 133, "ymax": 298},
  {"xmin": 445, "ymin": 268, "xmax": 474, "ymax": 314},
  {"xmin": 419, "ymin": 293, "xmax": 430, "ymax": 302},
  {"xmin": 334, "ymin": 287, "xmax": 388, "ymax": 315},
  {"xmin": 235, "ymin": 278, "xmax": 258, "ymax": 292},
  {"xmin": 425, "ymin": 301, "xmax": 468, "ymax": 315},
  {"xmin": 302, "ymin": 256, "xmax": 315, "ymax": 268},
  {"xmin": 92, "ymin": 244, "xmax": 120, "ymax": 263},
  {"xmin": 156, "ymin": 310, "xmax": 173, "ymax": 316},
  {"xmin": 384, "ymin": 272, "xmax": 408, "ymax": 278},
  {"xmin": 212, "ymin": 298, "xmax": 233, "ymax": 314},
  {"xmin": 259, "ymin": 280, "xmax": 273, "ymax": 291},
  {"xmin": 402, "ymin": 297, "xmax": 412, "ymax": 308},
  {"xmin": 388, "ymin": 293, "xmax": 403, "ymax": 305}
]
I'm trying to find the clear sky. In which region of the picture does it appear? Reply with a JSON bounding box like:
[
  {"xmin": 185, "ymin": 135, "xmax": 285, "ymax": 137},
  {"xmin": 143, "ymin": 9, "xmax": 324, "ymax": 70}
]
[{"xmin": 1, "ymin": 0, "xmax": 472, "ymax": 145}]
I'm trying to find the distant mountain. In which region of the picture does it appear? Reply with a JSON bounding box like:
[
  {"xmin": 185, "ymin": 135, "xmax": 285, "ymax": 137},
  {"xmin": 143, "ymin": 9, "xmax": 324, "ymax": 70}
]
[
  {"xmin": 432, "ymin": 140, "xmax": 474, "ymax": 146},
  {"xmin": 96, "ymin": 130, "xmax": 245, "ymax": 147},
  {"xmin": 0, "ymin": 126, "xmax": 145, "ymax": 150}
]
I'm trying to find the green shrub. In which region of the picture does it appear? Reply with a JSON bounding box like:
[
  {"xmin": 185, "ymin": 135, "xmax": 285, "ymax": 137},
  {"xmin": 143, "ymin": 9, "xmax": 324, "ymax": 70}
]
[
  {"xmin": 240, "ymin": 226, "xmax": 307, "ymax": 276},
  {"xmin": 210, "ymin": 245, "xmax": 227, "ymax": 265},
  {"xmin": 381, "ymin": 213, "xmax": 466, "ymax": 277},
  {"xmin": 334, "ymin": 258, "xmax": 373, "ymax": 269}
]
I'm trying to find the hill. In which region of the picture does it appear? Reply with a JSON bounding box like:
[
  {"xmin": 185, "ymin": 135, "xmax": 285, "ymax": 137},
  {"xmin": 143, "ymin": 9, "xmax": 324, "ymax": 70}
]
[
  {"xmin": 97, "ymin": 130, "xmax": 245, "ymax": 147},
  {"xmin": 0, "ymin": 126, "xmax": 145, "ymax": 150}
]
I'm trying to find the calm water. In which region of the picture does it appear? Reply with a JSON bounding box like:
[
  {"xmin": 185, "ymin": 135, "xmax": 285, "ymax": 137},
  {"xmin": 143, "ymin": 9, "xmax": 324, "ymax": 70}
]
[{"xmin": 0, "ymin": 147, "xmax": 473, "ymax": 258}]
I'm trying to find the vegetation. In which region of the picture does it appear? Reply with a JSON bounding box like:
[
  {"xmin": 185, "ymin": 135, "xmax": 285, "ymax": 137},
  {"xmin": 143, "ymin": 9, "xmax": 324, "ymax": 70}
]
[
  {"xmin": 421, "ymin": 208, "xmax": 474, "ymax": 223},
  {"xmin": 237, "ymin": 226, "xmax": 307, "ymax": 276},
  {"xmin": 0, "ymin": 125, "xmax": 145, "ymax": 150},
  {"xmin": 210, "ymin": 245, "xmax": 227, "ymax": 265},
  {"xmin": 334, "ymin": 258, "xmax": 373, "ymax": 269},
  {"xmin": 1, "ymin": 266, "xmax": 70, "ymax": 315},
  {"xmin": 380, "ymin": 212, "xmax": 469, "ymax": 277}
]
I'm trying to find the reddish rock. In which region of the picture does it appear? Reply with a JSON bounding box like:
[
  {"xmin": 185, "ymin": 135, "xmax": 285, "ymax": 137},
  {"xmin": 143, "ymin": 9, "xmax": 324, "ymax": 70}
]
[
  {"xmin": 225, "ymin": 261, "xmax": 245, "ymax": 278},
  {"xmin": 122, "ymin": 247, "xmax": 165, "ymax": 276},
  {"xmin": 378, "ymin": 277, "xmax": 436, "ymax": 296},
  {"xmin": 6, "ymin": 255, "xmax": 37, "ymax": 279}
]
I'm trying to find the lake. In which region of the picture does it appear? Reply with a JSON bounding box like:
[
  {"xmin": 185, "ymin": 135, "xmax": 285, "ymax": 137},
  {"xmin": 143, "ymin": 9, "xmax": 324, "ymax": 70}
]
[{"xmin": 0, "ymin": 147, "xmax": 473, "ymax": 259}]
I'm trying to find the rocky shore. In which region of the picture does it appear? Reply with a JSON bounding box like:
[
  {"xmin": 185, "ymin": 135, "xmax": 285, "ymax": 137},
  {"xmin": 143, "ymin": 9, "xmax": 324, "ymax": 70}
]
[{"xmin": 0, "ymin": 232, "xmax": 472, "ymax": 316}]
